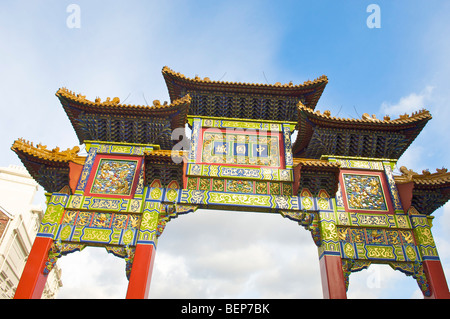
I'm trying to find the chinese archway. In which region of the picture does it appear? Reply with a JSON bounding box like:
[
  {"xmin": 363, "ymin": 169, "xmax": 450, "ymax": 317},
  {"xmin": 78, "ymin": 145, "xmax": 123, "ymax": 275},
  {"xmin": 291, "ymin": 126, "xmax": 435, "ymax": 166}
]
[{"xmin": 12, "ymin": 66, "xmax": 450, "ymax": 299}]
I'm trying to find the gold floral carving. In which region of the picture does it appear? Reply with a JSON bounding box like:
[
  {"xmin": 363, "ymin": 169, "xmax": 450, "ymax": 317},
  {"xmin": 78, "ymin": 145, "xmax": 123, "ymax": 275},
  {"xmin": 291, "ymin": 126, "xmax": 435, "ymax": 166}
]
[
  {"xmin": 366, "ymin": 246, "xmax": 395, "ymax": 259},
  {"xmin": 82, "ymin": 229, "xmax": 112, "ymax": 242}
]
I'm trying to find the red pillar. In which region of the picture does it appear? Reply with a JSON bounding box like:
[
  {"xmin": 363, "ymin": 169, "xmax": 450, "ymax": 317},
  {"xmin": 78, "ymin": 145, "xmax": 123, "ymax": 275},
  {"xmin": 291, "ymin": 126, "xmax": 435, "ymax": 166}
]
[
  {"xmin": 68, "ymin": 162, "xmax": 84, "ymax": 194},
  {"xmin": 423, "ymin": 259, "xmax": 450, "ymax": 299},
  {"xmin": 14, "ymin": 236, "xmax": 53, "ymax": 299},
  {"xmin": 125, "ymin": 243, "xmax": 156, "ymax": 299},
  {"xmin": 319, "ymin": 254, "xmax": 347, "ymax": 299},
  {"xmin": 396, "ymin": 181, "xmax": 414, "ymax": 211}
]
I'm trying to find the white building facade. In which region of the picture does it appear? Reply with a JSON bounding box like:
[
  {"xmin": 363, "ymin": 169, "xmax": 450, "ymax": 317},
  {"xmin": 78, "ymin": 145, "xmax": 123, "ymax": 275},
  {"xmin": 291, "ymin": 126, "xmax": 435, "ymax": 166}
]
[{"xmin": 0, "ymin": 165, "xmax": 62, "ymax": 299}]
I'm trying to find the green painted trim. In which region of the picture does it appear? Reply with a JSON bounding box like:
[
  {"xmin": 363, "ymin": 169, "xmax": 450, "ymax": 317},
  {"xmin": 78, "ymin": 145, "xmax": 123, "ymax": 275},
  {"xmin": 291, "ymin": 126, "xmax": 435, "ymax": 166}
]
[
  {"xmin": 321, "ymin": 155, "xmax": 397, "ymax": 164},
  {"xmin": 84, "ymin": 140, "xmax": 161, "ymax": 151},
  {"xmin": 187, "ymin": 115, "xmax": 297, "ymax": 128}
]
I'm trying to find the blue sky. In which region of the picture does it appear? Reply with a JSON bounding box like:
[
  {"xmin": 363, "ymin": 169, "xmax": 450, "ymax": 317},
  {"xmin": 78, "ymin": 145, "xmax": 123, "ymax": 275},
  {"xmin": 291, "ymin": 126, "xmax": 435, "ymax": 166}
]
[{"xmin": 0, "ymin": 1, "xmax": 449, "ymax": 299}]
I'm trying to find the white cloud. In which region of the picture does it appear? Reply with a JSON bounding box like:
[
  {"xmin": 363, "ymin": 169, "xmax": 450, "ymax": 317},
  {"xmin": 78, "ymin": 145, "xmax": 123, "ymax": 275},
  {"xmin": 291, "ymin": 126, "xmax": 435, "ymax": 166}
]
[
  {"xmin": 57, "ymin": 246, "xmax": 128, "ymax": 299},
  {"xmin": 148, "ymin": 210, "xmax": 323, "ymax": 299},
  {"xmin": 11, "ymin": 1, "xmax": 289, "ymax": 300},
  {"xmin": 432, "ymin": 203, "xmax": 450, "ymax": 282},
  {"xmin": 347, "ymin": 264, "xmax": 421, "ymax": 299},
  {"xmin": 2, "ymin": 1, "xmax": 450, "ymax": 300},
  {"xmin": 382, "ymin": 83, "xmax": 447, "ymax": 173},
  {"xmin": 393, "ymin": 144, "xmax": 426, "ymax": 174},
  {"xmin": 380, "ymin": 86, "xmax": 434, "ymax": 117}
]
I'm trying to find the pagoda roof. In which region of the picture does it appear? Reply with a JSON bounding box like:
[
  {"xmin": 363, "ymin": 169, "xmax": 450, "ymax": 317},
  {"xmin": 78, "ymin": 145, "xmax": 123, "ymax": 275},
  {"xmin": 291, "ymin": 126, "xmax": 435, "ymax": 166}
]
[
  {"xmin": 162, "ymin": 66, "xmax": 328, "ymax": 110},
  {"xmin": 56, "ymin": 88, "xmax": 191, "ymax": 147},
  {"xmin": 11, "ymin": 139, "xmax": 85, "ymax": 166},
  {"xmin": 293, "ymin": 157, "xmax": 341, "ymax": 196},
  {"xmin": 11, "ymin": 138, "xmax": 85, "ymax": 193},
  {"xmin": 293, "ymin": 103, "xmax": 432, "ymax": 159},
  {"xmin": 394, "ymin": 166, "xmax": 450, "ymax": 215},
  {"xmin": 293, "ymin": 157, "xmax": 341, "ymax": 170},
  {"xmin": 395, "ymin": 166, "xmax": 450, "ymax": 188},
  {"xmin": 11, "ymin": 138, "xmax": 188, "ymax": 192},
  {"xmin": 143, "ymin": 150, "xmax": 187, "ymax": 166}
]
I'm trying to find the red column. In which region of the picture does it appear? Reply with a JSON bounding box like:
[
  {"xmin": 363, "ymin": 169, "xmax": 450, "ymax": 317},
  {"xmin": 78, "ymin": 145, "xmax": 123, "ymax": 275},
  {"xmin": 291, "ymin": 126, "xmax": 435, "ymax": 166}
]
[
  {"xmin": 422, "ymin": 259, "xmax": 450, "ymax": 299},
  {"xmin": 396, "ymin": 181, "xmax": 414, "ymax": 212},
  {"xmin": 319, "ymin": 254, "xmax": 347, "ymax": 299},
  {"xmin": 68, "ymin": 162, "xmax": 84, "ymax": 194},
  {"xmin": 125, "ymin": 243, "xmax": 156, "ymax": 299},
  {"xmin": 14, "ymin": 236, "xmax": 53, "ymax": 299}
]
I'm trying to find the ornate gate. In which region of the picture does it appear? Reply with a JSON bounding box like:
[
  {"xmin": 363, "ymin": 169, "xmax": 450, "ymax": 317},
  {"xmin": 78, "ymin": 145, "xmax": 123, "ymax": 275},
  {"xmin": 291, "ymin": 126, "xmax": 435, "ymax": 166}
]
[{"xmin": 12, "ymin": 67, "xmax": 450, "ymax": 298}]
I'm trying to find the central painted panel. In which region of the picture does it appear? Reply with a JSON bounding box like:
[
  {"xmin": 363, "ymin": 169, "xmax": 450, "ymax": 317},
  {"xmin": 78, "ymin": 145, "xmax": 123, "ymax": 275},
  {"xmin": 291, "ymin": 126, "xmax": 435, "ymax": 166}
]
[{"xmin": 199, "ymin": 128, "xmax": 282, "ymax": 168}]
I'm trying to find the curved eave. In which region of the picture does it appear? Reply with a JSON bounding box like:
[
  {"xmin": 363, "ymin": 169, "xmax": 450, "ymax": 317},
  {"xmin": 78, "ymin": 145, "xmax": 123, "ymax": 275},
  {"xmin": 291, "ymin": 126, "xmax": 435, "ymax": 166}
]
[
  {"xmin": 293, "ymin": 158, "xmax": 341, "ymax": 171},
  {"xmin": 162, "ymin": 66, "xmax": 328, "ymax": 109},
  {"xmin": 144, "ymin": 150, "xmax": 187, "ymax": 164},
  {"xmin": 299, "ymin": 105, "xmax": 431, "ymax": 129},
  {"xmin": 394, "ymin": 168, "xmax": 450, "ymax": 215},
  {"xmin": 293, "ymin": 104, "xmax": 432, "ymax": 157},
  {"xmin": 57, "ymin": 89, "xmax": 190, "ymax": 120},
  {"xmin": 12, "ymin": 147, "xmax": 72, "ymax": 169},
  {"xmin": 56, "ymin": 88, "xmax": 191, "ymax": 116},
  {"xmin": 293, "ymin": 158, "xmax": 341, "ymax": 197},
  {"xmin": 394, "ymin": 169, "xmax": 450, "ymax": 189},
  {"xmin": 11, "ymin": 139, "xmax": 86, "ymax": 192},
  {"xmin": 11, "ymin": 139, "xmax": 85, "ymax": 165},
  {"xmin": 56, "ymin": 88, "xmax": 191, "ymax": 144}
]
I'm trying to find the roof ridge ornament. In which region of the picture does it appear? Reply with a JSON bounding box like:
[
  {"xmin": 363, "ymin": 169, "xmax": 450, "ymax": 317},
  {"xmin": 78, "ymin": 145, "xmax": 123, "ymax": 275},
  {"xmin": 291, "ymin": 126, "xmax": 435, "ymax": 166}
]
[
  {"xmin": 12, "ymin": 138, "xmax": 84, "ymax": 164},
  {"xmin": 162, "ymin": 65, "xmax": 328, "ymax": 88},
  {"xmin": 56, "ymin": 87, "xmax": 190, "ymax": 110},
  {"xmin": 399, "ymin": 165, "xmax": 449, "ymax": 181},
  {"xmin": 399, "ymin": 166, "xmax": 419, "ymax": 180},
  {"xmin": 362, "ymin": 113, "xmax": 381, "ymax": 121},
  {"xmin": 298, "ymin": 102, "xmax": 431, "ymax": 124}
]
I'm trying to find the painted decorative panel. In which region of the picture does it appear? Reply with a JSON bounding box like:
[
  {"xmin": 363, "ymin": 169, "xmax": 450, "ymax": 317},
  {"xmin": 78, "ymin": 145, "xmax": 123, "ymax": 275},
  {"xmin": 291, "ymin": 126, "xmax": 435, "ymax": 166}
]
[
  {"xmin": 90, "ymin": 159, "xmax": 138, "ymax": 196},
  {"xmin": 189, "ymin": 118, "xmax": 201, "ymax": 162},
  {"xmin": 338, "ymin": 226, "xmax": 420, "ymax": 262},
  {"xmin": 342, "ymin": 174, "xmax": 387, "ymax": 211},
  {"xmin": 75, "ymin": 148, "xmax": 97, "ymax": 193},
  {"xmin": 84, "ymin": 154, "xmax": 143, "ymax": 199},
  {"xmin": 323, "ymin": 156, "xmax": 384, "ymax": 170},
  {"xmin": 66, "ymin": 195, "xmax": 143, "ymax": 213},
  {"xmin": 200, "ymin": 129, "xmax": 281, "ymax": 168},
  {"xmin": 199, "ymin": 117, "xmax": 286, "ymax": 131},
  {"xmin": 186, "ymin": 177, "xmax": 293, "ymax": 196},
  {"xmin": 56, "ymin": 210, "xmax": 141, "ymax": 246},
  {"xmin": 226, "ymin": 179, "xmax": 253, "ymax": 193},
  {"xmin": 383, "ymin": 164, "xmax": 403, "ymax": 212},
  {"xmin": 185, "ymin": 163, "xmax": 292, "ymax": 182},
  {"xmin": 336, "ymin": 211, "xmax": 410, "ymax": 228},
  {"xmin": 38, "ymin": 194, "xmax": 70, "ymax": 237}
]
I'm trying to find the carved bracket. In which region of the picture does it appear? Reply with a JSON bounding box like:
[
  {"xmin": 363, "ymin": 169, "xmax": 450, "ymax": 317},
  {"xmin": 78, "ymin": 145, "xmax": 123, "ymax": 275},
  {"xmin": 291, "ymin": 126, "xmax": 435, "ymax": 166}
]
[
  {"xmin": 280, "ymin": 210, "xmax": 321, "ymax": 246},
  {"xmin": 340, "ymin": 259, "xmax": 431, "ymax": 296},
  {"xmin": 105, "ymin": 245, "xmax": 136, "ymax": 280},
  {"xmin": 389, "ymin": 261, "xmax": 431, "ymax": 297},
  {"xmin": 43, "ymin": 240, "xmax": 85, "ymax": 275},
  {"xmin": 341, "ymin": 259, "xmax": 371, "ymax": 291},
  {"xmin": 156, "ymin": 204, "xmax": 198, "ymax": 238}
]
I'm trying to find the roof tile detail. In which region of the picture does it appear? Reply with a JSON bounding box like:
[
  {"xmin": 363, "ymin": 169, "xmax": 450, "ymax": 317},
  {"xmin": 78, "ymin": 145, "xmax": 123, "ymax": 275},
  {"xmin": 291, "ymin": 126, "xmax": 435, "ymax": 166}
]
[
  {"xmin": 293, "ymin": 102, "xmax": 432, "ymax": 159},
  {"xmin": 56, "ymin": 87, "xmax": 191, "ymax": 115},
  {"xmin": 298, "ymin": 103, "xmax": 432, "ymax": 128},
  {"xmin": 162, "ymin": 66, "xmax": 328, "ymax": 110},
  {"xmin": 395, "ymin": 166, "xmax": 450, "ymax": 187},
  {"xmin": 162, "ymin": 66, "xmax": 328, "ymax": 90},
  {"xmin": 11, "ymin": 138, "xmax": 85, "ymax": 165}
]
